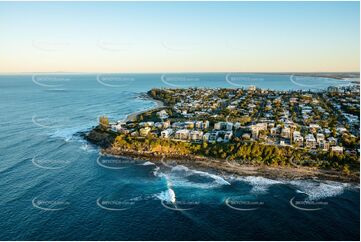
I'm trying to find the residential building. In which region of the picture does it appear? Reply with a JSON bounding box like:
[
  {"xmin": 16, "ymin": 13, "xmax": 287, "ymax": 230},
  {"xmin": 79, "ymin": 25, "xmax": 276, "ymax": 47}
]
[
  {"xmin": 157, "ymin": 110, "xmax": 169, "ymax": 119},
  {"xmin": 224, "ymin": 131, "xmax": 233, "ymax": 142},
  {"xmin": 175, "ymin": 129, "xmax": 190, "ymax": 140},
  {"xmin": 331, "ymin": 146, "xmax": 343, "ymax": 154},
  {"xmin": 305, "ymin": 134, "xmax": 316, "ymax": 149},
  {"xmin": 316, "ymin": 133, "xmax": 325, "ymax": 143},
  {"xmin": 248, "ymin": 85, "xmax": 256, "ymax": 92},
  {"xmin": 328, "ymin": 137, "xmax": 338, "ymax": 146},
  {"xmin": 270, "ymin": 127, "xmax": 278, "ymax": 136},
  {"xmin": 190, "ymin": 130, "xmax": 203, "ymax": 141},
  {"xmin": 281, "ymin": 127, "xmax": 291, "ymax": 139},
  {"xmin": 214, "ymin": 122, "xmax": 233, "ymax": 131},
  {"xmin": 319, "ymin": 141, "xmax": 329, "ymax": 151},
  {"xmin": 293, "ymin": 131, "xmax": 303, "ymax": 146},
  {"xmin": 161, "ymin": 129, "xmax": 174, "ymax": 138}
]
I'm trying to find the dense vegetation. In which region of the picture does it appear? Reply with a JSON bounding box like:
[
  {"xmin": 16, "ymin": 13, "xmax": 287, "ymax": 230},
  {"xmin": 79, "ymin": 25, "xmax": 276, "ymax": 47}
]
[{"xmin": 112, "ymin": 134, "xmax": 358, "ymax": 173}]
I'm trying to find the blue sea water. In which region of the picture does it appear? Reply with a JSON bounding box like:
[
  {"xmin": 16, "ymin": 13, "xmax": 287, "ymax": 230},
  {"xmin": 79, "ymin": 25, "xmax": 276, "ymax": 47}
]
[{"xmin": 0, "ymin": 73, "xmax": 359, "ymax": 240}]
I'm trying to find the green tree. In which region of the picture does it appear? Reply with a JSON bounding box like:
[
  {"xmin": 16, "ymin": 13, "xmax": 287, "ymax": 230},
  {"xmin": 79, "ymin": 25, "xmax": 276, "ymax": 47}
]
[{"xmin": 99, "ymin": 116, "xmax": 109, "ymax": 129}]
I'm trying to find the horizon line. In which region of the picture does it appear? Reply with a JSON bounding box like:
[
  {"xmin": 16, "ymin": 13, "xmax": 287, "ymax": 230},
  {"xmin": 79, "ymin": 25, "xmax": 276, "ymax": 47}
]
[{"xmin": 0, "ymin": 71, "xmax": 359, "ymax": 75}]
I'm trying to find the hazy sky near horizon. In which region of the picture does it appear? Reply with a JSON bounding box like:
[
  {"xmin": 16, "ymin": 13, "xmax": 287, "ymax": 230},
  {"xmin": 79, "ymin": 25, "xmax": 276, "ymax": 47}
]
[{"xmin": 0, "ymin": 1, "xmax": 359, "ymax": 73}]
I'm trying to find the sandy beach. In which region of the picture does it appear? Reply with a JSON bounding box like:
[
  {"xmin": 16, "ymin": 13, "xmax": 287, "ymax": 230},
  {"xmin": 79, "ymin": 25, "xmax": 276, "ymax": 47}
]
[{"xmin": 125, "ymin": 98, "xmax": 165, "ymax": 122}]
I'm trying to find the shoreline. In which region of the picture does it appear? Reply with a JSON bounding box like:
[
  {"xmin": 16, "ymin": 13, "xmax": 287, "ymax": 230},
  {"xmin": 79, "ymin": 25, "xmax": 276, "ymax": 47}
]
[
  {"xmin": 101, "ymin": 147, "xmax": 359, "ymax": 183},
  {"xmin": 124, "ymin": 96, "xmax": 165, "ymax": 122}
]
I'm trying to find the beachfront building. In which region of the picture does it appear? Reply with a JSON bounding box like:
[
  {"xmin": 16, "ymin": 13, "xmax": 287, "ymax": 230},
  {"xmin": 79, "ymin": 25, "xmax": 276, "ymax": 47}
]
[
  {"xmin": 195, "ymin": 121, "xmax": 203, "ymax": 129},
  {"xmin": 270, "ymin": 127, "xmax": 278, "ymax": 136},
  {"xmin": 248, "ymin": 85, "xmax": 256, "ymax": 92},
  {"xmin": 157, "ymin": 110, "xmax": 169, "ymax": 120},
  {"xmin": 203, "ymin": 133, "xmax": 210, "ymax": 142},
  {"xmin": 214, "ymin": 122, "xmax": 233, "ymax": 131},
  {"xmin": 305, "ymin": 134, "xmax": 317, "ymax": 149},
  {"xmin": 163, "ymin": 120, "xmax": 171, "ymax": 129},
  {"xmin": 161, "ymin": 128, "xmax": 174, "ymax": 138},
  {"xmin": 184, "ymin": 121, "xmax": 195, "ymax": 129},
  {"xmin": 293, "ymin": 131, "xmax": 304, "ymax": 146},
  {"xmin": 331, "ymin": 146, "xmax": 344, "ymax": 154},
  {"xmin": 154, "ymin": 122, "xmax": 163, "ymax": 129},
  {"xmin": 251, "ymin": 123, "xmax": 268, "ymax": 139},
  {"xmin": 208, "ymin": 132, "xmax": 218, "ymax": 143},
  {"xmin": 203, "ymin": 121, "xmax": 210, "ymax": 129},
  {"xmin": 327, "ymin": 86, "xmax": 339, "ymax": 93},
  {"xmin": 111, "ymin": 121, "xmax": 126, "ymax": 132},
  {"xmin": 224, "ymin": 131, "xmax": 233, "ymax": 142},
  {"xmin": 175, "ymin": 129, "xmax": 190, "ymax": 140},
  {"xmin": 190, "ymin": 130, "xmax": 203, "ymax": 141},
  {"xmin": 139, "ymin": 121, "xmax": 154, "ymax": 127}
]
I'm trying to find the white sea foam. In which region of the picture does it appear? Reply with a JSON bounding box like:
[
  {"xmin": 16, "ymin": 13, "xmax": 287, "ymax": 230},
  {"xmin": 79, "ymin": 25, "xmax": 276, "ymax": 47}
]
[
  {"xmin": 153, "ymin": 167, "xmax": 161, "ymax": 177},
  {"xmin": 145, "ymin": 157, "xmax": 353, "ymax": 200},
  {"xmin": 232, "ymin": 175, "xmax": 351, "ymax": 199},
  {"xmin": 142, "ymin": 161, "xmax": 155, "ymax": 166},
  {"xmin": 128, "ymin": 196, "xmax": 145, "ymax": 202},
  {"xmin": 156, "ymin": 188, "xmax": 176, "ymax": 203},
  {"xmin": 49, "ymin": 126, "xmax": 89, "ymax": 142},
  {"xmin": 164, "ymin": 165, "xmax": 231, "ymax": 188},
  {"xmin": 289, "ymin": 180, "xmax": 349, "ymax": 201},
  {"xmin": 156, "ymin": 174, "xmax": 176, "ymax": 203},
  {"xmin": 49, "ymin": 129, "xmax": 75, "ymax": 142},
  {"xmin": 235, "ymin": 176, "xmax": 283, "ymax": 194},
  {"xmin": 80, "ymin": 143, "xmax": 97, "ymax": 153}
]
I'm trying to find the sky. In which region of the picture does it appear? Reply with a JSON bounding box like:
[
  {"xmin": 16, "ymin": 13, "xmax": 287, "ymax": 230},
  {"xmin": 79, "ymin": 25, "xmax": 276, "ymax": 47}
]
[{"xmin": 0, "ymin": 1, "xmax": 359, "ymax": 73}]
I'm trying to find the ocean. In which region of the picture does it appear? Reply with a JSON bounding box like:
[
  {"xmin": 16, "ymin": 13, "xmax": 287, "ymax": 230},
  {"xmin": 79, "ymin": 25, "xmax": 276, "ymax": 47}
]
[{"xmin": 0, "ymin": 73, "xmax": 359, "ymax": 240}]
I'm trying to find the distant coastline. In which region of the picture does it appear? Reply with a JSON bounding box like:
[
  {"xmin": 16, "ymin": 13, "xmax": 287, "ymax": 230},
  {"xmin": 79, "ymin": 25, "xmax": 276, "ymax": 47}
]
[{"xmin": 0, "ymin": 71, "xmax": 359, "ymax": 80}]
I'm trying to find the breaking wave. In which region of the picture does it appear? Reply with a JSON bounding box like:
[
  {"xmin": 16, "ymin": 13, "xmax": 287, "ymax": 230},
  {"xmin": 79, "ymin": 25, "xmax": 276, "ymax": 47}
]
[
  {"xmin": 289, "ymin": 180, "xmax": 350, "ymax": 201},
  {"xmin": 232, "ymin": 175, "xmax": 352, "ymax": 199},
  {"xmin": 172, "ymin": 165, "xmax": 230, "ymax": 186},
  {"xmin": 48, "ymin": 126, "xmax": 89, "ymax": 142},
  {"xmin": 156, "ymin": 188, "xmax": 176, "ymax": 203},
  {"xmin": 152, "ymin": 165, "xmax": 231, "ymax": 189},
  {"xmin": 153, "ymin": 166, "xmax": 161, "ymax": 177},
  {"xmin": 234, "ymin": 176, "xmax": 283, "ymax": 194},
  {"xmin": 80, "ymin": 143, "xmax": 97, "ymax": 153}
]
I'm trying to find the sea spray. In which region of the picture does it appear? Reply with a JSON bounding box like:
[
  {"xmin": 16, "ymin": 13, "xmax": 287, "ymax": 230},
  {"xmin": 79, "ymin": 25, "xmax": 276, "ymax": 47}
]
[
  {"xmin": 234, "ymin": 176, "xmax": 283, "ymax": 194},
  {"xmin": 289, "ymin": 180, "xmax": 350, "ymax": 201},
  {"xmin": 156, "ymin": 174, "xmax": 176, "ymax": 204},
  {"xmin": 142, "ymin": 161, "xmax": 155, "ymax": 166}
]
